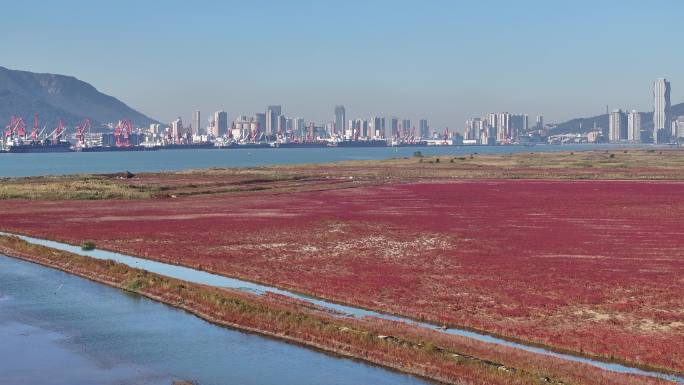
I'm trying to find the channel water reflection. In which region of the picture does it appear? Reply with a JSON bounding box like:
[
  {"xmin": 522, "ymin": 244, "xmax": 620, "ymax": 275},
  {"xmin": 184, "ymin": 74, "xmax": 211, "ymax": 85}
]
[{"xmin": 0, "ymin": 254, "xmax": 431, "ymax": 385}]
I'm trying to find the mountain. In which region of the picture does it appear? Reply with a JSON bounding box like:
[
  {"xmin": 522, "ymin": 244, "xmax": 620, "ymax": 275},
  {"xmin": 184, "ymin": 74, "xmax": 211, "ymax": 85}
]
[
  {"xmin": 0, "ymin": 66, "xmax": 159, "ymax": 130},
  {"xmin": 551, "ymin": 103, "xmax": 684, "ymax": 135}
]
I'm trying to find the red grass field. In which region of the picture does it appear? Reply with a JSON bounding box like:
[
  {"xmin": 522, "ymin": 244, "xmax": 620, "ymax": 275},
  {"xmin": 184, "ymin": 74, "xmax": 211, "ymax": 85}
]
[{"xmin": 1, "ymin": 179, "xmax": 683, "ymax": 373}]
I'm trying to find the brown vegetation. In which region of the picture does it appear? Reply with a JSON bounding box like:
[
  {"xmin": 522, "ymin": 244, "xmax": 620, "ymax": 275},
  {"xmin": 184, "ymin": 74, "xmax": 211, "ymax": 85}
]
[{"xmin": 2, "ymin": 150, "xmax": 684, "ymax": 200}]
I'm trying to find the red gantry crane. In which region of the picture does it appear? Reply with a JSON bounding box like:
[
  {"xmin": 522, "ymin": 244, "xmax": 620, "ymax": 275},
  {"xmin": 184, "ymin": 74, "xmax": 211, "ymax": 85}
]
[
  {"xmin": 115, "ymin": 119, "xmax": 133, "ymax": 147},
  {"xmin": 4, "ymin": 116, "xmax": 16, "ymax": 139},
  {"xmin": 15, "ymin": 116, "xmax": 26, "ymax": 138},
  {"xmin": 31, "ymin": 113, "xmax": 40, "ymax": 141},
  {"xmin": 4, "ymin": 115, "xmax": 26, "ymax": 140},
  {"xmin": 75, "ymin": 118, "xmax": 91, "ymax": 146}
]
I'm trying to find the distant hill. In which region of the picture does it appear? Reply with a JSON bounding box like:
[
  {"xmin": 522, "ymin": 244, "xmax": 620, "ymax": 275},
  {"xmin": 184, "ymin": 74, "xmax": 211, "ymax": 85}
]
[
  {"xmin": 0, "ymin": 66, "xmax": 159, "ymax": 130},
  {"xmin": 551, "ymin": 103, "xmax": 684, "ymax": 135}
]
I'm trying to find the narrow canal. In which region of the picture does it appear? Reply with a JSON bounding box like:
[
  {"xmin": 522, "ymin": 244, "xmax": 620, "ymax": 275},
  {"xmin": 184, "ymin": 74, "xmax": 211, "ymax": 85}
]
[{"xmin": 0, "ymin": 254, "xmax": 431, "ymax": 385}]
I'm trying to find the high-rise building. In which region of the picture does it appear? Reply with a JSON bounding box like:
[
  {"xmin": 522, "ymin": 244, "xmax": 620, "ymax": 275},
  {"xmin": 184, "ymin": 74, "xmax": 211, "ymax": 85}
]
[
  {"xmin": 293, "ymin": 117, "xmax": 306, "ymax": 137},
  {"xmin": 609, "ymin": 109, "xmax": 628, "ymax": 142},
  {"xmin": 485, "ymin": 112, "xmax": 527, "ymax": 142},
  {"xmin": 277, "ymin": 114, "xmax": 287, "ymax": 134},
  {"xmin": 325, "ymin": 122, "xmax": 335, "ymax": 137},
  {"xmin": 171, "ymin": 117, "xmax": 183, "ymax": 143},
  {"xmin": 627, "ymin": 110, "xmax": 641, "ymax": 143},
  {"xmin": 536, "ymin": 115, "xmax": 544, "ymax": 130},
  {"xmin": 419, "ymin": 119, "xmax": 429, "ymax": 139},
  {"xmin": 510, "ymin": 114, "xmax": 528, "ymax": 140},
  {"xmin": 254, "ymin": 113, "xmax": 266, "ymax": 135},
  {"xmin": 354, "ymin": 119, "xmax": 369, "ymax": 138},
  {"xmin": 495, "ymin": 112, "xmax": 511, "ymax": 141},
  {"xmin": 192, "ymin": 110, "xmax": 201, "ymax": 136},
  {"xmin": 465, "ymin": 118, "xmax": 485, "ymax": 142},
  {"xmin": 149, "ymin": 123, "xmax": 161, "ymax": 134},
  {"xmin": 266, "ymin": 105, "xmax": 282, "ymax": 136},
  {"xmin": 347, "ymin": 119, "xmax": 355, "ymax": 138},
  {"xmin": 213, "ymin": 111, "xmax": 228, "ymax": 137},
  {"xmin": 401, "ymin": 119, "xmax": 411, "ymax": 135},
  {"xmin": 653, "ymin": 78, "xmax": 671, "ymax": 144},
  {"xmin": 389, "ymin": 117, "xmax": 399, "ymax": 138},
  {"xmin": 334, "ymin": 105, "xmax": 346, "ymax": 136},
  {"xmin": 371, "ymin": 116, "xmax": 385, "ymax": 138},
  {"xmin": 486, "ymin": 113, "xmax": 497, "ymax": 129},
  {"xmin": 672, "ymin": 116, "xmax": 684, "ymax": 141},
  {"xmin": 478, "ymin": 120, "xmax": 496, "ymax": 145}
]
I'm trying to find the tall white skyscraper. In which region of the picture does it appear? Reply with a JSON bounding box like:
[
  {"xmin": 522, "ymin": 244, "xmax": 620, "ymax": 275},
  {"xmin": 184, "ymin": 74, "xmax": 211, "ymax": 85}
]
[
  {"xmin": 192, "ymin": 110, "xmax": 201, "ymax": 136},
  {"xmin": 465, "ymin": 118, "xmax": 485, "ymax": 142},
  {"xmin": 171, "ymin": 117, "xmax": 183, "ymax": 143},
  {"xmin": 213, "ymin": 111, "xmax": 228, "ymax": 137},
  {"xmin": 609, "ymin": 109, "xmax": 627, "ymax": 142},
  {"xmin": 627, "ymin": 110, "xmax": 641, "ymax": 143},
  {"xmin": 334, "ymin": 106, "xmax": 346, "ymax": 135},
  {"xmin": 536, "ymin": 115, "xmax": 544, "ymax": 130},
  {"xmin": 266, "ymin": 105, "xmax": 282, "ymax": 136},
  {"xmin": 653, "ymin": 78, "xmax": 671, "ymax": 144},
  {"xmin": 496, "ymin": 112, "xmax": 511, "ymax": 141},
  {"xmin": 672, "ymin": 116, "xmax": 684, "ymax": 141},
  {"xmin": 486, "ymin": 113, "xmax": 497, "ymax": 129}
]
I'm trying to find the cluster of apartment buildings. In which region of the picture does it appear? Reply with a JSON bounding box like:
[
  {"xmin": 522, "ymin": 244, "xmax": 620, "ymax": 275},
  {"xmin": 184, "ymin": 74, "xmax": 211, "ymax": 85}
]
[
  {"xmin": 463, "ymin": 113, "xmax": 535, "ymax": 145},
  {"xmin": 607, "ymin": 78, "xmax": 681, "ymax": 144},
  {"xmin": 142, "ymin": 78, "xmax": 681, "ymax": 146},
  {"xmin": 463, "ymin": 78, "xmax": 681, "ymax": 145},
  {"xmin": 148, "ymin": 105, "xmax": 436, "ymax": 144},
  {"xmin": 334, "ymin": 106, "xmax": 431, "ymax": 140}
]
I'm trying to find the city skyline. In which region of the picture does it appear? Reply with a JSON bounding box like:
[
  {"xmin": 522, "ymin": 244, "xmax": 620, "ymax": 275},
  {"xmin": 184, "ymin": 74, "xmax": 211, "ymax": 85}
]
[{"xmin": 2, "ymin": 0, "xmax": 683, "ymax": 129}]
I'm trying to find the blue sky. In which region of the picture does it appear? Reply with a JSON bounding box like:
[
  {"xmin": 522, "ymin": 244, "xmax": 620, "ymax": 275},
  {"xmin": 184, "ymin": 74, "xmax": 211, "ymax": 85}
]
[{"xmin": 2, "ymin": 0, "xmax": 682, "ymax": 130}]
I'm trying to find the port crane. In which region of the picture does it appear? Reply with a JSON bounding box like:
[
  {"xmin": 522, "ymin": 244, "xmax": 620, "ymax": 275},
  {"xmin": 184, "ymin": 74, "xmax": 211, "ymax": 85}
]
[
  {"xmin": 442, "ymin": 127, "xmax": 450, "ymax": 144},
  {"xmin": 31, "ymin": 113, "xmax": 40, "ymax": 141},
  {"xmin": 114, "ymin": 119, "xmax": 133, "ymax": 147},
  {"xmin": 4, "ymin": 116, "xmax": 26, "ymax": 139},
  {"xmin": 15, "ymin": 116, "xmax": 26, "ymax": 138},
  {"xmin": 45, "ymin": 119, "xmax": 64, "ymax": 143},
  {"xmin": 75, "ymin": 118, "xmax": 92, "ymax": 146}
]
